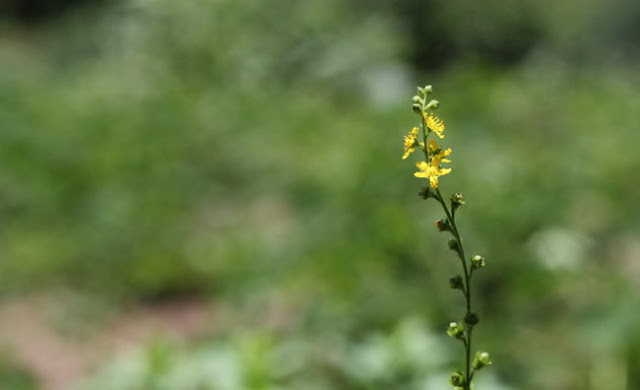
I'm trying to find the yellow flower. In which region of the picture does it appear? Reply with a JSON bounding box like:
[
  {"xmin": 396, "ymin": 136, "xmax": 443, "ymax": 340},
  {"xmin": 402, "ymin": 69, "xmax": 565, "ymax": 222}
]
[
  {"xmin": 414, "ymin": 142, "xmax": 452, "ymax": 189},
  {"xmin": 414, "ymin": 160, "xmax": 452, "ymax": 189},
  {"xmin": 402, "ymin": 127, "xmax": 420, "ymax": 159},
  {"xmin": 427, "ymin": 139, "xmax": 452, "ymax": 163},
  {"xmin": 427, "ymin": 139, "xmax": 439, "ymax": 154},
  {"xmin": 423, "ymin": 112, "xmax": 445, "ymax": 139}
]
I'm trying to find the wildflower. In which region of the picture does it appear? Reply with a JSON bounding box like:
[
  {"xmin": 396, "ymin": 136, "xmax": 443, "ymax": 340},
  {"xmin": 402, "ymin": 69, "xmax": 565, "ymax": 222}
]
[
  {"xmin": 414, "ymin": 159, "xmax": 452, "ymax": 189},
  {"xmin": 427, "ymin": 139, "xmax": 452, "ymax": 164},
  {"xmin": 423, "ymin": 112, "xmax": 446, "ymax": 138},
  {"xmin": 402, "ymin": 127, "xmax": 420, "ymax": 159}
]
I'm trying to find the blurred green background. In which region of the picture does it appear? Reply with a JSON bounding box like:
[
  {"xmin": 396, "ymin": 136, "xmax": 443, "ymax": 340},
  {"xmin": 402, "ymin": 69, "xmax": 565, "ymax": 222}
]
[{"xmin": 1, "ymin": 0, "xmax": 640, "ymax": 389}]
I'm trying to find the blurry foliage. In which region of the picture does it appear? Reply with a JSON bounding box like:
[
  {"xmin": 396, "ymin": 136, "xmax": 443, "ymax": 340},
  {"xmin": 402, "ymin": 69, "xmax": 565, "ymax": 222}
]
[
  {"xmin": 0, "ymin": 352, "xmax": 37, "ymax": 390},
  {"xmin": 0, "ymin": 0, "xmax": 640, "ymax": 389},
  {"xmin": 79, "ymin": 318, "xmax": 467, "ymax": 390}
]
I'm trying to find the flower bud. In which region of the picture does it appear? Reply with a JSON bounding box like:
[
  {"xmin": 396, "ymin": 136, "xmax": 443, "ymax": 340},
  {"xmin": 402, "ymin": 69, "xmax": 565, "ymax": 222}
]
[
  {"xmin": 446, "ymin": 321, "xmax": 464, "ymax": 339},
  {"xmin": 449, "ymin": 370, "xmax": 465, "ymax": 387},
  {"xmin": 472, "ymin": 351, "xmax": 492, "ymax": 370},
  {"xmin": 471, "ymin": 255, "xmax": 486, "ymax": 270},
  {"xmin": 464, "ymin": 312, "xmax": 479, "ymax": 326},
  {"xmin": 449, "ymin": 274, "xmax": 464, "ymax": 290},
  {"xmin": 425, "ymin": 99, "xmax": 439, "ymax": 109},
  {"xmin": 418, "ymin": 186, "xmax": 434, "ymax": 200},
  {"xmin": 450, "ymin": 193, "xmax": 465, "ymax": 211},
  {"xmin": 411, "ymin": 103, "xmax": 422, "ymax": 114},
  {"xmin": 434, "ymin": 219, "xmax": 451, "ymax": 232},
  {"xmin": 448, "ymin": 239, "xmax": 461, "ymax": 255},
  {"xmin": 423, "ymin": 85, "xmax": 433, "ymax": 94},
  {"xmin": 412, "ymin": 95, "xmax": 422, "ymax": 103}
]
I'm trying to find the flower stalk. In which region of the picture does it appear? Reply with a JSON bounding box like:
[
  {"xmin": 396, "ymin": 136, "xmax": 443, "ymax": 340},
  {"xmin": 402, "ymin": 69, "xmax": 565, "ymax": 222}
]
[{"xmin": 402, "ymin": 85, "xmax": 491, "ymax": 390}]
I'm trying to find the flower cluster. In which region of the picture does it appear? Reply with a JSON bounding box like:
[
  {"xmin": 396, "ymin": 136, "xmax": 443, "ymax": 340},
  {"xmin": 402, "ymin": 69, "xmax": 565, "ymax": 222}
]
[
  {"xmin": 403, "ymin": 86, "xmax": 452, "ymax": 189},
  {"xmin": 402, "ymin": 85, "xmax": 491, "ymax": 390}
]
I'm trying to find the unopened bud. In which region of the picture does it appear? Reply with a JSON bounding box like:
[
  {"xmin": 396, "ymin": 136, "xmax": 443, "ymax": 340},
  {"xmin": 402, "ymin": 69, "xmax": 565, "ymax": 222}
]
[
  {"xmin": 449, "ymin": 275, "xmax": 464, "ymax": 290},
  {"xmin": 472, "ymin": 351, "xmax": 492, "ymax": 370},
  {"xmin": 471, "ymin": 255, "xmax": 486, "ymax": 270},
  {"xmin": 423, "ymin": 85, "xmax": 433, "ymax": 94},
  {"xmin": 425, "ymin": 99, "xmax": 439, "ymax": 109},
  {"xmin": 464, "ymin": 312, "xmax": 479, "ymax": 326},
  {"xmin": 411, "ymin": 103, "xmax": 422, "ymax": 114},
  {"xmin": 448, "ymin": 239, "xmax": 461, "ymax": 255},
  {"xmin": 434, "ymin": 219, "xmax": 451, "ymax": 232},
  {"xmin": 447, "ymin": 321, "xmax": 464, "ymax": 339},
  {"xmin": 450, "ymin": 192, "xmax": 465, "ymax": 210},
  {"xmin": 449, "ymin": 370, "xmax": 465, "ymax": 387}
]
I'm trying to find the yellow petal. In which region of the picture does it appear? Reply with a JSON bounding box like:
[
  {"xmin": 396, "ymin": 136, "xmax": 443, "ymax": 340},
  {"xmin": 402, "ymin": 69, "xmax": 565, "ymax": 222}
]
[{"xmin": 427, "ymin": 139, "xmax": 438, "ymax": 153}]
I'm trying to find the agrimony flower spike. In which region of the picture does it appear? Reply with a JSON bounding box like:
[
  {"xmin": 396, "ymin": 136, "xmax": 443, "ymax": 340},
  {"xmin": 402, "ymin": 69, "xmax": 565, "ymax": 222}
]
[{"xmin": 401, "ymin": 84, "xmax": 491, "ymax": 390}]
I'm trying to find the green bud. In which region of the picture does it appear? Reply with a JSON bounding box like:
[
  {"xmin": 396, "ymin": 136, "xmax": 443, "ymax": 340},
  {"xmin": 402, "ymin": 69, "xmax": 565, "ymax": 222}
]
[
  {"xmin": 450, "ymin": 193, "xmax": 465, "ymax": 211},
  {"xmin": 449, "ymin": 275, "xmax": 464, "ymax": 290},
  {"xmin": 471, "ymin": 255, "xmax": 486, "ymax": 270},
  {"xmin": 448, "ymin": 239, "xmax": 461, "ymax": 255},
  {"xmin": 446, "ymin": 321, "xmax": 464, "ymax": 339},
  {"xmin": 412, "ymin": 95, "xmax": 422, "ymax": 104},
  {"xmin": 411, "ymin": 103, "xmax": 422, "ymax": 114},
  {"xmin": 424, "ymin": 85, "xmax": 433, "ymax": 94},
  {"xmin": 449, "ymin": 370, "xmax": 465, "ymax": 387},
  {"xmin": 472, "ymin": 351, "xmax": 492, "ymax": 370},
  {"xmin": 434, "ymin": 219, "xmax": 451, "ymax": 232},
  {"xmin": 464, "ymin": 312, "xmax": 479, "ymax": 326},
  {"xmin": 418, "ymin": 186, "xmax": 434, "ymax": 200},
  {"xmin": 425, "ymin": 99, "xmax": 439, "ymax": 110},
  {"xmin": 417, "ymin": 86, "xmax": 425, "ymax": 97}
]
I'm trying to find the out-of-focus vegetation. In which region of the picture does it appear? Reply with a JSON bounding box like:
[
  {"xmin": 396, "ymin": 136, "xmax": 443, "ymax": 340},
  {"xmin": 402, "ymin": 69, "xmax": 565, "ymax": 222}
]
[{"xmin": 1, "ymin": 0, "xmax": 640, "ymax": 389}]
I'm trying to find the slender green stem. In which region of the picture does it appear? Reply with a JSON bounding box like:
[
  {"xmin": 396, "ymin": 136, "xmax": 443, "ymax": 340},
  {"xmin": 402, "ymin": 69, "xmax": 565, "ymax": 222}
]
[{"xmin": 435, "ymin": 188, "xmax": 473, "ymax": 390}]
